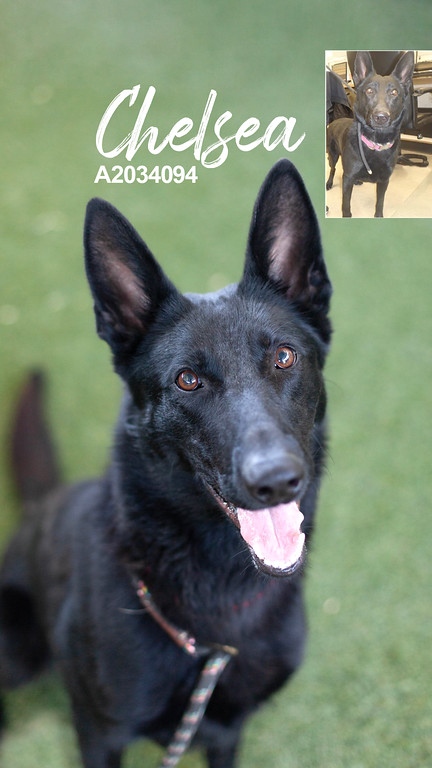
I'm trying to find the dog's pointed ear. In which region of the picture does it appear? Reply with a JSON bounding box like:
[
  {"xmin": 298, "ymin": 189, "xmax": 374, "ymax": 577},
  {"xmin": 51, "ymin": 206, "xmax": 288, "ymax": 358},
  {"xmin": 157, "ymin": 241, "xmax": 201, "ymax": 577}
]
[
  {"xmin": 241, "ymin": 160, "xmax": 331, "ymax": 343},
  {"xmin": 392, "ymin": 50, "xmax": 415, "ymax": 88},
  {"xmin": 84, "ymin": 198, "xmax": 182, "ymax": 362},
  {"xmin": 353, "ymin": 51, "xmax": 375, "ymax": 86}
]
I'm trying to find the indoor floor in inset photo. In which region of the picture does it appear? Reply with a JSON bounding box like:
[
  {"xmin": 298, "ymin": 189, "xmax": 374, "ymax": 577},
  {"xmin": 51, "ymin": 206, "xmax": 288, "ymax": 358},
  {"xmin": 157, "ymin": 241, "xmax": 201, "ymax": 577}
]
[{"xmin": 326, "ymin": 142, "xmax": 432, "ymax": 218}]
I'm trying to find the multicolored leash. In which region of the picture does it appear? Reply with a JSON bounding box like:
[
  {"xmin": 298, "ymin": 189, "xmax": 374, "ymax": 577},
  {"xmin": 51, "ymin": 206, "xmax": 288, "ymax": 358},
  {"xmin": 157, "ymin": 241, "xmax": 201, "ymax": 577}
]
[
  {"xmin": 135, "ymin": 581, "xmax": 238, "ymax": 768},
  {"xmin": 159, "ymin": 650, "xmax": 233, "ymax": 768}
]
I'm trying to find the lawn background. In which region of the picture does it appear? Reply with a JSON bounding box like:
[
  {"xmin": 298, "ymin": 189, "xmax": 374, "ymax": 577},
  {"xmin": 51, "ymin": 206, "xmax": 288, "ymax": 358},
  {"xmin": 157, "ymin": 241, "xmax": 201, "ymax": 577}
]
[{"xmin": 1, "ymin": 1, "xmax": 431, "ymax": 766}]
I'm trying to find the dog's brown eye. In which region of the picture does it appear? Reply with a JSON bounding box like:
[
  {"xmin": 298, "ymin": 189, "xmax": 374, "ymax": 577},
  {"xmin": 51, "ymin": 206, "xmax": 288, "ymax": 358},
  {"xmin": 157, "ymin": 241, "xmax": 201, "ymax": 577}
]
[
  {"xmin": 176, "ymin": 370, "xmax": 201, "ymax": 391},
  {"xmin": 275, "ymin": 346, "xmax": 297, "ymax": 369},
  {"xmin": 390, "ymin": 88, "xmax": 398, "ymax": 96},
  {"xmin": 366, "ymin": 87, "xmax": 374, "ymax": 95}
]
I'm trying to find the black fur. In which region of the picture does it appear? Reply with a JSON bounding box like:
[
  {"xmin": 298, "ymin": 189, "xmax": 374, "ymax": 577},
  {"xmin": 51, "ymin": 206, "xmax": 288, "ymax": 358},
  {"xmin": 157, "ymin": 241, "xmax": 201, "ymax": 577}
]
[
  {"xmin": 326, "ymin": 50, "xmax": 414, "ymax": 217},
  {"xmin": 0, "ymin": 160, "xmax": 331, "ymax": 768}
]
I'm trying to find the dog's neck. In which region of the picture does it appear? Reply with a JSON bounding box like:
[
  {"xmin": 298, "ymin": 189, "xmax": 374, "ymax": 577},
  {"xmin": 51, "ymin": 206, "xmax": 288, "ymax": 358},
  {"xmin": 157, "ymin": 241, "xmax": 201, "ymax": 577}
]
[
  {"xmin": 360, "ymin": 134, "xmax": 395, "ymax": 152},
  {"xmin": 356, "ymin": 121, "xmax": 396, "ymax": 175}
]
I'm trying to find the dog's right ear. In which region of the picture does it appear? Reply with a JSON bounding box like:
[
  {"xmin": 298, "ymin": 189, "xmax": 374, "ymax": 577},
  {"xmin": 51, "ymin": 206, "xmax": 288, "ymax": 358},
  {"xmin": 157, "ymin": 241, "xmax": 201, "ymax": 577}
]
[
  {"xmin": 353, "ymin": 51, "xmax": 375, "ymax": 86},
  {"xmin": 84, "ymin": 198, "xmax": 181, "ymax": 362}
]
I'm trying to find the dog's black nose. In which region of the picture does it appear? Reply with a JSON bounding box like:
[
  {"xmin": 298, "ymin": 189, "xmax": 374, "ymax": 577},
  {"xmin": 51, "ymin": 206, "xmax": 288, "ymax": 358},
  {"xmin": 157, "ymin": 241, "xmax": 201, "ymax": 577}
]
[
  {"xmin": 373, "ymin": 111, "xmax": 390, "ymax": 126},
  {"xmin": 241, "ymin": 451, "xmax": 305, "ymax": 506}
]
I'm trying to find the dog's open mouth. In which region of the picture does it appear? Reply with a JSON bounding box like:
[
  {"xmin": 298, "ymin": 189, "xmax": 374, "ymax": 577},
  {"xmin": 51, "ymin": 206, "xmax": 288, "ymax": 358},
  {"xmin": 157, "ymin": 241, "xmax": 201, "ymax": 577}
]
[{"xmin": 209, "ymin": 487, "xmax": 305, "ymax": 577}]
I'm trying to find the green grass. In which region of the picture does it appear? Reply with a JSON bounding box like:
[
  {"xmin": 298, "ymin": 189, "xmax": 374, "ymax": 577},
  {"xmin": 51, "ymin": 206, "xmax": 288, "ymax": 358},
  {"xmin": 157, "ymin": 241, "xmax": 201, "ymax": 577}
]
[{"xmin": 1, "ymin": 1, "xmax": 432, "ymax": 766}]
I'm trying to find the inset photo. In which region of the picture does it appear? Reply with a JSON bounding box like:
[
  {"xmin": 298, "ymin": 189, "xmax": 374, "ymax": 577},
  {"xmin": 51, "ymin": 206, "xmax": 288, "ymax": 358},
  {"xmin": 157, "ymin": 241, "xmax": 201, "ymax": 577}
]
[{"xmin": 325, "ymin": 50, "xmax": 432, "ymax": 218}]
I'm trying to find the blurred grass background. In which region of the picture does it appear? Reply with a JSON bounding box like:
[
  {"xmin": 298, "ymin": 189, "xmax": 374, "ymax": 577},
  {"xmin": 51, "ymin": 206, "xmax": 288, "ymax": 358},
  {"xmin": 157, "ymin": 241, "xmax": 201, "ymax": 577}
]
[{"xmin": 1, "ymin": 1, "xmax": 432, "ymax": 766}]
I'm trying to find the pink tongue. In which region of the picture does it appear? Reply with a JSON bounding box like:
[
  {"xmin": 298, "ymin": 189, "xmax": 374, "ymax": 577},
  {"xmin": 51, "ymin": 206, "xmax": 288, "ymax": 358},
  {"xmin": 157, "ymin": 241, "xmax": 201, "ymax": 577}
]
[{"xmin": 237, "ymin": 501, "xmax": 305, "ymax": 571}]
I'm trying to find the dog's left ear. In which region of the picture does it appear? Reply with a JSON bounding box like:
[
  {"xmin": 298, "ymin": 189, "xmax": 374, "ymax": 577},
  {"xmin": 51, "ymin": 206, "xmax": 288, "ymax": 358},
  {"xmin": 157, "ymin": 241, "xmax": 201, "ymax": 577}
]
[
  {"xmin": 241, "ymin": 159, "xmax": 332, "ymax": 343},
  {"xmin": 392, "ymin": 50, "xmax": 415, "ymax": 88}
]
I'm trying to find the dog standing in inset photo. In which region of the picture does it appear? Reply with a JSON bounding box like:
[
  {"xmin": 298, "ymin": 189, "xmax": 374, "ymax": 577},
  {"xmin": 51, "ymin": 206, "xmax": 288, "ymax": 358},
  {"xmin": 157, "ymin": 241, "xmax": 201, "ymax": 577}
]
[
  {"xmin": 326, "ymin": 50, "xmax": 415, "ymax": 217},
  {"xmin": 0, "ymin": 161, "xmax": 331, "ymax": 768}
]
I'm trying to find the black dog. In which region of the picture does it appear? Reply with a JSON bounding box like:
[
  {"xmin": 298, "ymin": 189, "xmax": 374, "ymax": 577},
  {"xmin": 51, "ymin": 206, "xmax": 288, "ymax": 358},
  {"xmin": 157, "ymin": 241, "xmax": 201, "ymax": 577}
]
[
  {"xmin": 0, "ymin": 160, "xmax": 331, "ymax": 768},
  {"xmin": 326, "ymin": 50, "xmax": 414, "ymax": 217}
]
